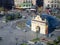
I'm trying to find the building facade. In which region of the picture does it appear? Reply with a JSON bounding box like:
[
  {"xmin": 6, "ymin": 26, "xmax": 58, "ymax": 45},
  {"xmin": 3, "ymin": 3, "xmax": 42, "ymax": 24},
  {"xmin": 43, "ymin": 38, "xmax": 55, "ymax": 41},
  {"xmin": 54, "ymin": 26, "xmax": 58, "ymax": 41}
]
[
  {"xmin": 14, "ymin": 0, "xmax": 60, "ymax": 9},
  {"xmin": 44, "ymin": 0, "xmax": 60, "ymax": 9},
  {"xmin": 31, "ymin": 15, "xmax": 48, "ymax": 34},
  {"xmin": 14, "ymin": 0, "xmax": 36, "ymax": 9}
]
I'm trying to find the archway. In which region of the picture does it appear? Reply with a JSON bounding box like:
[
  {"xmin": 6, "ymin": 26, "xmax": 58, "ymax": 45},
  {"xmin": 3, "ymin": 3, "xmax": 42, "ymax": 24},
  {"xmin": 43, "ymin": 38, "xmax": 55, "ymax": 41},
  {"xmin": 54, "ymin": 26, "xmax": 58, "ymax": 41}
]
[
  {"xmin": 36, "ymin": 26, "xmax": 40, "ymax": 33},
  {"xmin": 36, "ymin": 26, "xmax": 40, "ymax": 38}
]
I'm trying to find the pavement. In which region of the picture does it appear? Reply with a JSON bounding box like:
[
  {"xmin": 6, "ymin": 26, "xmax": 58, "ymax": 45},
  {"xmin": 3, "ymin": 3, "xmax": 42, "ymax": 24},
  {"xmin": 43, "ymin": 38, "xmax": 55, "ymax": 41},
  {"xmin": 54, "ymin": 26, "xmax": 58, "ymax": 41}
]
[
  {"xmin": 0, "ymin": 10, "xmax": 60, "ymax": 45},
  {"xmin": 0, "ymin": 19, "xmax": 60, "ymax": 45},
  {"xmin": 0, "ymin": 17, "xmax": 37, "ymax": 45}
]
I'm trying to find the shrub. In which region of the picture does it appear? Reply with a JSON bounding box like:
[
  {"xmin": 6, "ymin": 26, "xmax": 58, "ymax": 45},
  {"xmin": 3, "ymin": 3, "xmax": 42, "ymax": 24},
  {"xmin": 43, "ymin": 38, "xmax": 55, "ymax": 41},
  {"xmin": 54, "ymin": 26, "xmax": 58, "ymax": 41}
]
[{"xmin": 21, "ymin": 43, "xmax": 27, "ymax": 45}]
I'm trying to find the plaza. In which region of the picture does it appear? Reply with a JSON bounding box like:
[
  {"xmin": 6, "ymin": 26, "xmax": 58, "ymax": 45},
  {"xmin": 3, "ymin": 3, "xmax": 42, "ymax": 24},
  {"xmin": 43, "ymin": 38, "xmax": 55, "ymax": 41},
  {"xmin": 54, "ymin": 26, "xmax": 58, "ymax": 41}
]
[{"xmin": 0, "ymin": 10, "xmax": 60, "ymax": 45}]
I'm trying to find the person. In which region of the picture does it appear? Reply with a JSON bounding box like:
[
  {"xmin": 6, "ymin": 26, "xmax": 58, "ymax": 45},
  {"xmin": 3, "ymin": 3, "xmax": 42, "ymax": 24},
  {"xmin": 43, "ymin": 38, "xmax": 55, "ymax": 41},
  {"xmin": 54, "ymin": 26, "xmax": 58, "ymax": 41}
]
[
  {"xmin": 15, "ymin": 37, "xmax": 18, "ymax": 45},
  {"xmin": 0, "ymin": 37, "xmax": 2, "ymax": 41},
  {"xmin": 45, "ymin": 9, "xmax": 51, "ymax": 15}
]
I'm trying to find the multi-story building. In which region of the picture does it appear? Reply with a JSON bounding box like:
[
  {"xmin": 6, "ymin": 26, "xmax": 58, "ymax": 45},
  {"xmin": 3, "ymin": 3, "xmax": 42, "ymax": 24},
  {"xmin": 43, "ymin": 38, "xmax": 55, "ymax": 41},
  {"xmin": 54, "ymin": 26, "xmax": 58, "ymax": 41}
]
[
  {"xmin": 14, "ymin": 0, "xmax": 36, "ymax": 9},
  {"xmin": 32, "ymin": 0, "xmax": 36, "ymax": 5},
  {"xmin": 44, "ymin": 0, "xmax": 60, "ymax": 9}
]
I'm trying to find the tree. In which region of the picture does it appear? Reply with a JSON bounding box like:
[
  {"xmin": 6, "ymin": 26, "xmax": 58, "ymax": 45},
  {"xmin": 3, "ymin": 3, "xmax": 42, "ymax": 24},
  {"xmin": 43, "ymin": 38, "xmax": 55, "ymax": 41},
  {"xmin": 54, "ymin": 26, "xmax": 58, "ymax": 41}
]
[
  {"xmin": 6, "ymin": 15, "xmax": 12, "ymax": 20},
  {"xmin": 36, "ymin": 0, "xmax": 43, "ymax": 7},
  {"xmin": 2, "ymin": 0, "xmax": 14, "ymax": 10},
  {"xmin": 47, "ymin": 36, "xmax": 60, "ymax": 45},
  {"xmin": 57, "ymin": 36, "xmax": 60, "ymax": 42},
  {"xmin": 21, "ymin": 43, "xmax": 27, "ymax": 45},
  {"xmin": 47, "ymin": 42, "xmax": 53, "ymax": 45},
  {"xmin": 53, "ymin": 40, "xmax": 58, "ymax": 45},
  {"xmin": 6, "ymin": 14, "xmax": 14, "ymax": 21},
  {"xmin": 15, "ymin": 13, "xmax": 20, "ymax": 19},
  {"xmin": 14, "ymin": 12, "xmax": 22, "ymax": 19}
]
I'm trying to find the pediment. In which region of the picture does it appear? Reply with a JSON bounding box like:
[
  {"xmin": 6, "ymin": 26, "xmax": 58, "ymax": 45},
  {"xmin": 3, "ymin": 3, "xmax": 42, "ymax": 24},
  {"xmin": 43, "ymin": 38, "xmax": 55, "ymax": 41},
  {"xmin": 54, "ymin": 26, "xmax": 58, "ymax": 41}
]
[{"xmin": 33, "ymin": 15, "xmax": 42, "ymax": 21}]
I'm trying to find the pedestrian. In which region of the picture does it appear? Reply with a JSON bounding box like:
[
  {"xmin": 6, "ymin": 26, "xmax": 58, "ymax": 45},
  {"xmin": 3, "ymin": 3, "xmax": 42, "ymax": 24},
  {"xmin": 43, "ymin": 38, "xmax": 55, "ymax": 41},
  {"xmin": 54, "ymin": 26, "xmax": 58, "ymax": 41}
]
[{"xmin": 15, "ymin": 37, "xmax": 18, "ymax": 45}]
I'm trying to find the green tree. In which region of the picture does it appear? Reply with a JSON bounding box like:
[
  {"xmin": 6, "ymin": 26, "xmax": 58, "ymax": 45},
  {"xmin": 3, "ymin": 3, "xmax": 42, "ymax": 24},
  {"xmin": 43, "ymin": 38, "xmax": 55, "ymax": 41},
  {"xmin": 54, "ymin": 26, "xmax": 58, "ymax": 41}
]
[
  {"xmin": 15, "ymin": 13, "xmax": 19, "ymax": 19},
  {"xmin": 47, "ymin": 42, "xmax": 53, "ymax": 45},
  {"xmin": 57, "ymin": 36, "xmax": 60, "ymax": 42},
  {"xmin": 6, "ymin": 15, "xmax": 14, "ymax": 21},
  {"xmin": 15, "ymin": 12, "xmax": 22, "ymax": 19},
  {"xmin": 6, "ymin": 15, "xmax": 12, "ymax": 20},
  {"xmin": 21, "ymin": 43, "xmax": 27, "ymax": 45},
  {"xmin": 0, "ymin": 7, "xmax": 4, "ymax": 11},
  {"xmin": 53, "ymin": 40, "xmax": 58, "ymax": 45},
  {"xmin": 47, "ymin": 36, "xmax": 60, "ymax": 45}
]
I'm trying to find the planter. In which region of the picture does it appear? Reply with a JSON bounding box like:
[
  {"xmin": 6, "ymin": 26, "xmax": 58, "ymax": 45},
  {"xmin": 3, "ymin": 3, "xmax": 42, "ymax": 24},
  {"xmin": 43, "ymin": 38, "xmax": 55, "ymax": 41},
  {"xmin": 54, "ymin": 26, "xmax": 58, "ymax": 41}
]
[
  {"xmin": 16, "ymin": 26, "xmax": 21, "ymax": 30},
  {"xmin": 28, "ymin": 38, "xmax": 40, "ymax": 44},
  {"xmin": 28, "ymin": 41, "xmax": 35, "ymax": 44},
  {"xmin": 21, "ymin": 43, "xmax": 27, "ymax": 45}
]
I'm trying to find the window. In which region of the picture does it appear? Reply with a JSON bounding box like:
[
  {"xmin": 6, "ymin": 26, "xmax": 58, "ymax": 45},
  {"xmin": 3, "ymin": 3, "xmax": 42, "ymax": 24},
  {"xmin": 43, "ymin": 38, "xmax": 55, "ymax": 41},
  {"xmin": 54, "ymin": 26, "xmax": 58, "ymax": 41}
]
[
  {"xmin": 29, "ymin": 5, "xmax": 30, "ymax": 7},
  {"xmin": 24, "ymin": 5, "xmax": 25, "ymax": 6},
  {"xmin": 54, "ymin": 4, "xmax": 56, "ymax": 7},
  {"xmin": 55, "ymin": 0, "xmax": 56, "ymax": 3},
  {"xmin": 47, "ymin": 4, "xmax": 50, "ymax": 7},
  {"xmin": 51, "ymin": 4, "xmax": 53, "ymax": 8},
  {"xmin": 26, "ymin": 5, "xmax": 28, "ymax": 7},
  {"xmin": 23, "ymin": 1, "xmax": 25, "ymax": 3},
  {"xmin": 57, "ymin": 5, "xmax": 59, "ymax": 8},
  {"xmin": 51, "ymin": 1, "xmax": 53, "ymax": 3},
  {"xmin": 48, "ymin": 1, "xmax": 50, "ymax": 3}
]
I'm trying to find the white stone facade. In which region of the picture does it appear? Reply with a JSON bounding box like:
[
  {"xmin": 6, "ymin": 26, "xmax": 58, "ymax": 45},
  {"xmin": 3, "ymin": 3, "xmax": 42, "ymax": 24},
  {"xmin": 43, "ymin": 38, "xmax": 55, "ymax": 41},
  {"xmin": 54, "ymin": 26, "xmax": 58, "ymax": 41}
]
[
  {"xmin": 31, "ymin": 15, "xmax": 48, "ymax": 34},
  {"xmin": 14, "ymin": 0, "xmax": 36, "ymax": 8},
  {"xmin": 43, "ymin": 0, "xmax": 60, "ymax": 9},
  {"xmin": 14, "ymin": 0, "xmax": 23, "ymax": 6}
]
